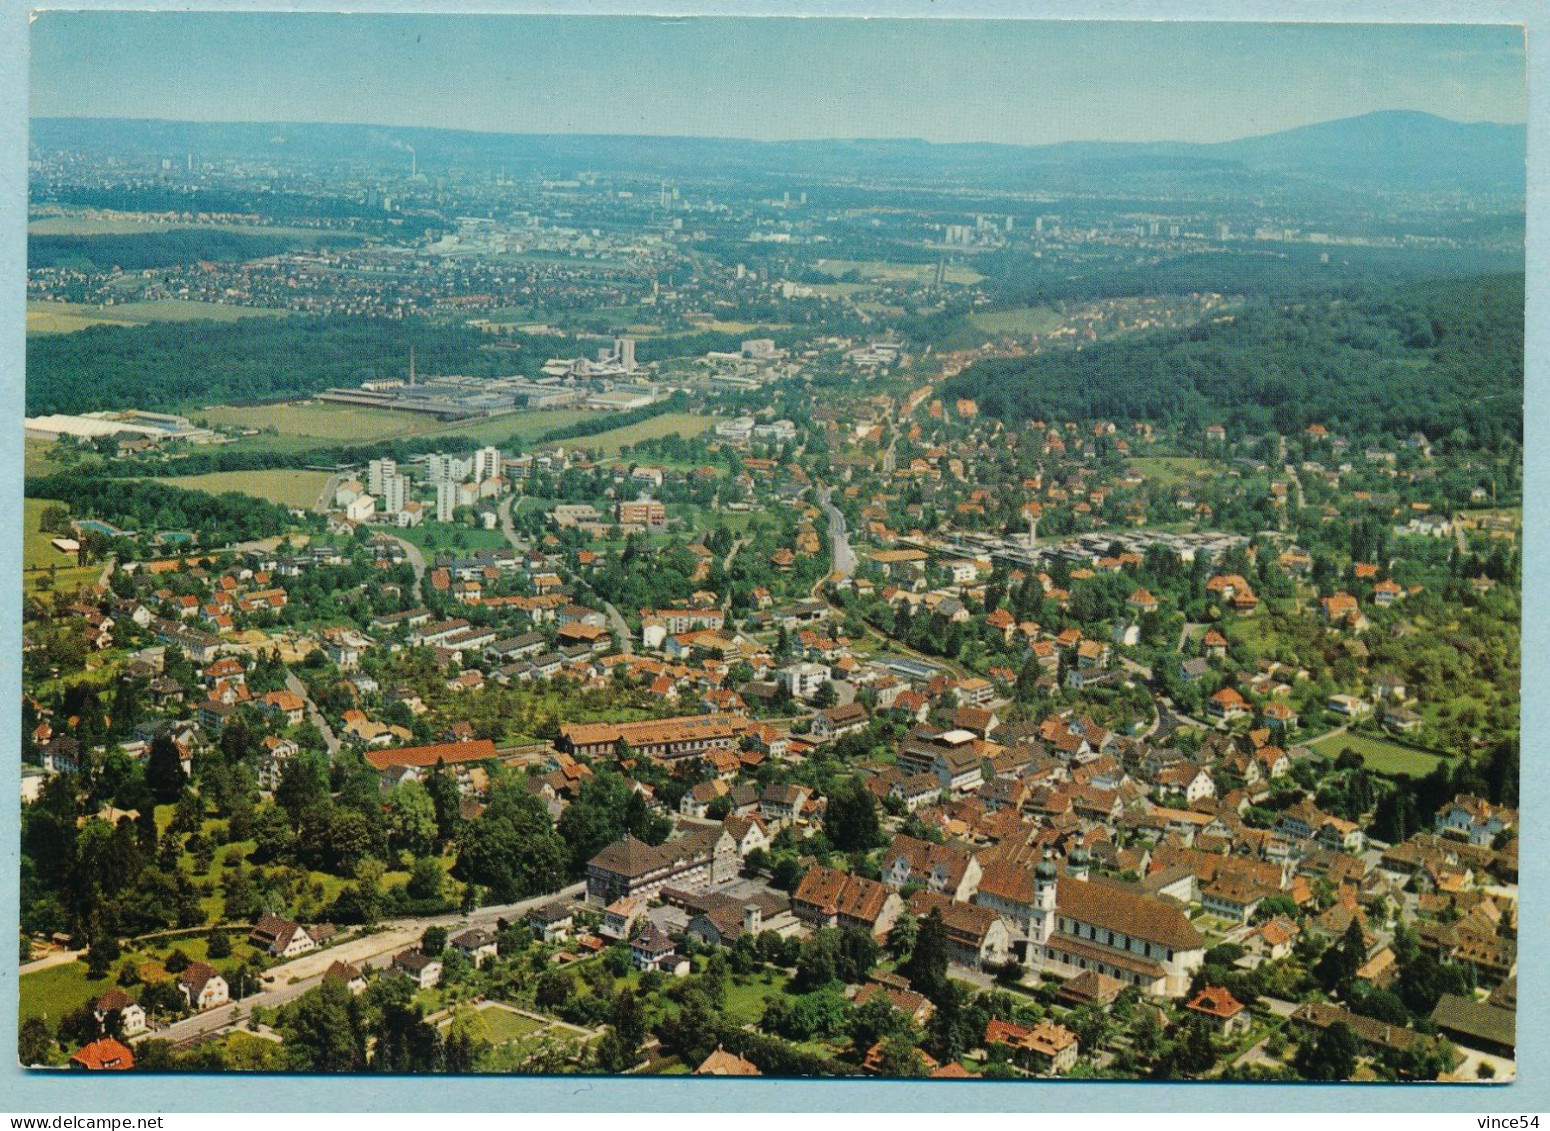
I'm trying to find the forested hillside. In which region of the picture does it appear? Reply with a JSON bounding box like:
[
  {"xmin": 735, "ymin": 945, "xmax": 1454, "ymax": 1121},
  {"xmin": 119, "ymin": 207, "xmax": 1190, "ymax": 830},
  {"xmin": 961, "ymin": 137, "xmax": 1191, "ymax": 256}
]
[{"xmin": 944, "ymin": 274, "xmax": 1522, "ymax": 444}]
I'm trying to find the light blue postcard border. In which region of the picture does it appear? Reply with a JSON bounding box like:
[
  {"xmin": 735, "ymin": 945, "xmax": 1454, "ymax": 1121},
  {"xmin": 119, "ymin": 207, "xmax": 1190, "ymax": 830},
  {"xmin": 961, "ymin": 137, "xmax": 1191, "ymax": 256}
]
[{"xmin": 1, "ymin": 0, "xmax": 1544, "ymax": 1112}]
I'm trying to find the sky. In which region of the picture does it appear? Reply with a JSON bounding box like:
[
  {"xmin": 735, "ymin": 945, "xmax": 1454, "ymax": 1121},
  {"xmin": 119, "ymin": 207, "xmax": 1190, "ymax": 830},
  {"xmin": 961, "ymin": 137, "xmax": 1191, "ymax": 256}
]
[{"xmin": 28, "ymin": 13, "xmax": 1527, "ymax": 146}]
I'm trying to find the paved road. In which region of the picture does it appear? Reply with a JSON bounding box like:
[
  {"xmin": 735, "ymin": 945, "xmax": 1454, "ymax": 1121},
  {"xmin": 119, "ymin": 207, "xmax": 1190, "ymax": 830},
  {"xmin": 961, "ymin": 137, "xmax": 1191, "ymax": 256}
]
[
  {"xmin": 138, "ymin": 881, "xmax": 586, "ymax": 1046},
  {"xmin": 285, "ymin": 671, "xmax": 341, "ymax": 757},
  {"xmin": 19, "ymin": 947, "xmax": 86, "ymax": 976},
  {"xmin": 1118, "ymin": 655, "xmax": 1153, "ymax": 682},
  {"xmin": 312, "ymin": 473, "xmax": 343, "ymax": 516},
  {"xmin": 498, "ymin": 496, "xmax": 526, "ymax": 555},
  {"xmin": 722, "ymin": 536, "xmax": 745, "ymax": 572},
  {"xmin": 817, "ymin": 485, "xmax": 857, "ymax": 577},
  {"xmin": 604, "ymin": 600, "xmax": 633, "ymax": 656},
  {"xmin": 381, "ymin": 533, "xmax": 428, "ymax": 602}
]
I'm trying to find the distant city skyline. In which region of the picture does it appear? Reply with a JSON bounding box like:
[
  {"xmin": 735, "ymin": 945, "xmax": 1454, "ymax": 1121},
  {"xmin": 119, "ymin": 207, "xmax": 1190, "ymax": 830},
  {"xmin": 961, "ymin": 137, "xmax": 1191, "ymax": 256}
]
[{"xmin": 31, "ymin": 14, "xmax": 1525, "ymax": 147}]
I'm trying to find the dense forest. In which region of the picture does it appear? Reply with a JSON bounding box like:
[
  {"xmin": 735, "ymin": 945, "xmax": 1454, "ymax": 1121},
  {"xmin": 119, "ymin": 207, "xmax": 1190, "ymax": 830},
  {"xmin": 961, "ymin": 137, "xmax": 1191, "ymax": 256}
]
[
  {"xmin": 976, "ymin": 243, "xmax": 1523, "ymax": 306},
  {"xmin": 25, "ymin": 474, "xmax": 294, "ymax": 544},
  {"xmin": 29, "ymin": 230, "xmax": 362, "ymax": 272},
  {"xmin": 944, "ymin": 274, "xmax": 1523, "ymax": 444},
  {"xmin": 25, "ymin": 316, "xmax": 515, "ymax": 416}
]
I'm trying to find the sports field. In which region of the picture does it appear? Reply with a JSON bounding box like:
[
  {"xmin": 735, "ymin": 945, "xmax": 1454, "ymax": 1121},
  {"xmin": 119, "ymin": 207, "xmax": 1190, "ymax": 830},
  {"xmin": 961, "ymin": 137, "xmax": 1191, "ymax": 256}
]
[{"xmin": 1310, "ymin": 731, "xmax": 1445, "ymax": 777}]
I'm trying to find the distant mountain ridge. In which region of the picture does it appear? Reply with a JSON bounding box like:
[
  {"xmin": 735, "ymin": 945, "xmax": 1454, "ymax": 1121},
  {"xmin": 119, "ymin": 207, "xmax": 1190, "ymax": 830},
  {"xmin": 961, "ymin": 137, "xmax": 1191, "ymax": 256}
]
[{"xmin": 30, "ymin": 110, "xmax": 1526, "ymax": 197}]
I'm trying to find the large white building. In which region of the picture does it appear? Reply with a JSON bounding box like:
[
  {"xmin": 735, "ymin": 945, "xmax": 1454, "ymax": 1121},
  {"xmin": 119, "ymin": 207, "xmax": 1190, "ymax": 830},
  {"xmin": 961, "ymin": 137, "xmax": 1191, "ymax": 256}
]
[
  {"xmin": 436, "ymin": 480, "xmax": 457, "ymax": 523},
  {"xmin": 428, "ymin": 453, "xmax": 472, "ymax": 484},
  {"xmin": 1017, "ymin": 864, "xmax": 1206, "ymax": 998},
  {"xmin": 368, "ymin": 458, "xmax": 397, "ymax": 496},
  {"xmin": 382, "ymin": 473, "xmax": 408, "ymax": 516},
  {"xmin": 474, "ymin": 446, "xmax": 503, "ymax": 484},
  {"xmin": 345, "ymin": 494, "xmax": 376, "ymax": 523},
  {"xmin": 780, "ymin": 662, "xmax": 830, "ymax": 700}
]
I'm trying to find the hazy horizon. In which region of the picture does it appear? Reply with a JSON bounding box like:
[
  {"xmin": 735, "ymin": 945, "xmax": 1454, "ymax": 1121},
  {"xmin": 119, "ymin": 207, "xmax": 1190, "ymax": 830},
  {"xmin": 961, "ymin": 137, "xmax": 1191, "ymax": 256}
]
[{"xmin": 30, "ymin": 15, "xmax": 1526, "ymax": 148}]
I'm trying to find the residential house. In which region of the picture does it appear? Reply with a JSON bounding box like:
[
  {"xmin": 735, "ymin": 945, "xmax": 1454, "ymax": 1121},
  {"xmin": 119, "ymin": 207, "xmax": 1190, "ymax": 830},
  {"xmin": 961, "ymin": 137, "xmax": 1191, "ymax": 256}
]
[
  {"xmin": 392, "ymin": 950, "xmax": 443, "ymax": 989},
  {"xmin": 177, "ymin": 962, "xmax": 230, "ymax": 1011},
  {"xmin": 248, "ymin": 913, "xmax": 316, "ymax": 959},
  {"xmin": 882, "ymin": 833, "xmax": 982, "ymax": 901}
]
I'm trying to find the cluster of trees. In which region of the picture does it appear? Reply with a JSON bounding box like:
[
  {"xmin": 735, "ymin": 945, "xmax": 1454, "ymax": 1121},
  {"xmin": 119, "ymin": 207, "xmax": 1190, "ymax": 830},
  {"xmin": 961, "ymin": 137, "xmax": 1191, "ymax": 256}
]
[
  {"xmin": 944, "ymin": 275, "xmax": 1522, "ymax": 446},
  {"xmin": 26, "ymin": 474, "xmax": 294, "ymax": 545}
]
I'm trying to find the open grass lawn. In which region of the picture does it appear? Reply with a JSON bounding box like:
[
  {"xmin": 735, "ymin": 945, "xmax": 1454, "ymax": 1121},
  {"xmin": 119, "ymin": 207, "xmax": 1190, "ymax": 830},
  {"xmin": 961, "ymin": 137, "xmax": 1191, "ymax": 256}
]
[
  {"xmin": 1127, "ymin": 456, "xmax": 1218, "ymax": 488},
  {"xmin": 27, "ymin": 299, "xmax": 292, "ymax": 335},
  {"xmin": 20, "ymin": 930, "xmax": 265, "ymax": 1026},
  {"xmin": 969, "ymin": 306, "xmax": 1061, "ymax": 336},
  {"xmin": 19, "ymin": 961, "xmax": 111, "ymax": 1025},
  {"xmin": 1309, "ymin": 731, "xmax": 1444, "ymax": 778},
  {"xmin": 131, "ymin": 469, "xmax": 331, "ymax": 510},
  {"xmin": 1223, "ymin": 615, "xmax": 1279, "ymax": 658},
  {"xmin": 23, "ymin": 497, "xmax": 105, "ymax": 596},
  {"xmin": 393, "ymin": 523, "xmax": 511, "ymax": 556},
  {"xmin": 25, "ymin": 438, "xmax": 66, "ymax": 477},
  {"xmin": 551, "ymin": 412, "xmax": 714, "ymax": 457},
  {"xmin": 24, "ymin": 497, "xmax": 78, "ymax": 570},
  {"xmin": 721, "ymin": 970, "xmax": 792, "ymax": 1024}
]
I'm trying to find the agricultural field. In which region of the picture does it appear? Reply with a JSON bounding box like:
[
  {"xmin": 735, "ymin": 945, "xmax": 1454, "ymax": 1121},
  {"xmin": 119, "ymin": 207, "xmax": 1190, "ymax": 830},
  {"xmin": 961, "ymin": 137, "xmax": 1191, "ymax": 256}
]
[
  {"xmin": 29, "ymin": 215, "xmax": 358, "ymax": 240},
  {"xmin": 198, "ymin": 402, "xmax": 595, "ymax": 453},
  {"xmin": 27, "ymin": 299, "xmax": 292, "ymax": 335},
  {"xmin": 1309, "ymin": 731, "xmax": 1445, "ymax": 778},
  {"xmin": 812, "ymin": 258, "xmax": 983, "ymax": 285},
  {"xmin": 969, "ymin": 305, "xmax": 1062, "ymax": 336},
  {"xmin": 429, "ymin": 407, "xmax": 594, "ymax": 446},
  {"xmin": 548, "ymin": 413, "xmax": 715, "ymax": 458},
  {"xmin": 133, "ymin": 469, "xmax": 332, "ymax": 510},
  {"xmin": 199, "ymin": 402, "xmax": 440, "ymax": 443}
]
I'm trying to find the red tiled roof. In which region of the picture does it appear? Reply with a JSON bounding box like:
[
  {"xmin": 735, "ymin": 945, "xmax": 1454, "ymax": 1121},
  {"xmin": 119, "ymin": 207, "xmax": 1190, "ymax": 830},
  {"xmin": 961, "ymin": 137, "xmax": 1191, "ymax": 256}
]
[
  {"xmin": 364, "ymin": 739, "xmax": 499, "ymax": 771},
  {"xmin": 70, "ymin": 1037, "xmax": 134, "ymax": 1070}
]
